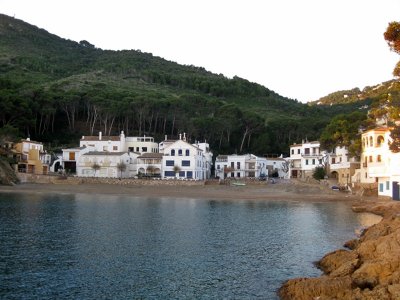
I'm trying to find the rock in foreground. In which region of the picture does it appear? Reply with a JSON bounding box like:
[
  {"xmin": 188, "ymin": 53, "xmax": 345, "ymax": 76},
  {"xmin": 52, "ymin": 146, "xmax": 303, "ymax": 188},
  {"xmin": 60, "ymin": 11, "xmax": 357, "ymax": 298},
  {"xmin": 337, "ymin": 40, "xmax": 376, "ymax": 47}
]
[{"xmin": 279, "ymin": 201, "xmax": 400, "ymax": 300}]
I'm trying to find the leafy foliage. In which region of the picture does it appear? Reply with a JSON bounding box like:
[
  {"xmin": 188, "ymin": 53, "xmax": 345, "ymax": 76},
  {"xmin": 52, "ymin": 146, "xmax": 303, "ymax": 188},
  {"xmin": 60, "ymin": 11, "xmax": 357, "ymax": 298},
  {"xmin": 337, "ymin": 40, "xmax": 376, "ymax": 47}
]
[
  {"xmin": 313, "ymin": 166, "xmax": 326, "ymax": 181},
  {"xmin": 389, "ymin": 125, "xmax": 400, "ymax": 152},
  {"xmin": 0, "ymin": 14, "xmax": 388, "ymax": 156},
  {"xmin": 319, "ymin": 112, "xmax": 369, "ymax": 158}
]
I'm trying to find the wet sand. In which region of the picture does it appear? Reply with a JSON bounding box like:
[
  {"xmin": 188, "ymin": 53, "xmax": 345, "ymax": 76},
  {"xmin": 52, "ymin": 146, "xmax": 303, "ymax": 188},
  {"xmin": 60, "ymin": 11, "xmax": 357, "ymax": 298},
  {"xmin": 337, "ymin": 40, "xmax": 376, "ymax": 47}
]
[{"xmin": 0, "ymin": 180, "xmax": 362, "ymax": 202}]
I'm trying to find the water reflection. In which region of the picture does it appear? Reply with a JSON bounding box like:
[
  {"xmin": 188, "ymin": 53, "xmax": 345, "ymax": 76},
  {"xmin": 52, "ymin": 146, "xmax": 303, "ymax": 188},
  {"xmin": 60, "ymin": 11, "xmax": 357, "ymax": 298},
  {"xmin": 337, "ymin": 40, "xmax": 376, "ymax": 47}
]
[{"xmin": 0, "ymin": 193, "xmax": 373, "ymax": 299}]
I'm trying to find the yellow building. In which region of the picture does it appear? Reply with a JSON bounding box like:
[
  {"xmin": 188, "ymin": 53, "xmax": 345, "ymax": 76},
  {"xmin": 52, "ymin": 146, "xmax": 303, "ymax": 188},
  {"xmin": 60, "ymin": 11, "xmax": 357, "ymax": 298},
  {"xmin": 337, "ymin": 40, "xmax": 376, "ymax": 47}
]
[{"xmin": 14, "ymin": 138, "xmax": 50, "ymax": 175}]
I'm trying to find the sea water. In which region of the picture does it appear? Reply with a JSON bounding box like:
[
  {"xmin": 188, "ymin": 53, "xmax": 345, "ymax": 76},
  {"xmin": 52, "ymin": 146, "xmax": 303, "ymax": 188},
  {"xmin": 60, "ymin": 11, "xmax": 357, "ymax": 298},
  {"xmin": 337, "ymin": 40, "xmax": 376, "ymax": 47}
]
[{"xmin": 0, "ymin": 192, "xmax": 378, "ymax": 299}]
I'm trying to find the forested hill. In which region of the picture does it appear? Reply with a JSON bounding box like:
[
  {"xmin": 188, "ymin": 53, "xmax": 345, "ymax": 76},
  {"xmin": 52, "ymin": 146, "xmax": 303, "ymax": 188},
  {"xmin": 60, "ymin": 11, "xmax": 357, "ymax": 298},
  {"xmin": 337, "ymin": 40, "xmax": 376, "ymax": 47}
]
[
  {"xmin": 0, "ymin": 14, "xmax": 368, "ymax": 155},
  {"xmin": 310, "ymin": 80, "xmax": 400, "ymax": 106}
]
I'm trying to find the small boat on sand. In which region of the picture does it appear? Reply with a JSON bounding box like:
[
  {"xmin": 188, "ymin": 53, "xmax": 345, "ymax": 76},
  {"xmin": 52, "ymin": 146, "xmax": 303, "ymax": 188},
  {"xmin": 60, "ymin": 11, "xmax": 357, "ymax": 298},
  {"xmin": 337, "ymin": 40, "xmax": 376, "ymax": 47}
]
[{"xmin": 231, "ymin": 181, "xmax": 246, "ymax": 186}]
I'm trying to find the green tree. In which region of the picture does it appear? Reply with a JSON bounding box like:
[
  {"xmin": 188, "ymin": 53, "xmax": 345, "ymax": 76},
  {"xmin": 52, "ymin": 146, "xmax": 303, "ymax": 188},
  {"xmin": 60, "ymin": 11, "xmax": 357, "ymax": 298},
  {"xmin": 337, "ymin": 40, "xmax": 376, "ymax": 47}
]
[
  {"xmin": 91, "ymin": 162, "xmax": 101, "ymax": 177},
  {"xmin": 320, "ymin": 112, "xmax": 367, "ymax": 158},
  {"xmin": 313, "ymin": 166, "xmax": 326, "ymax": 180},
  {"xmin": 117, "ymin": 161, "xmax": 127, "ymax": 179},
  {"xmin": 389, "ymin": 125, "xmax": 400, "ymax": 152},
  {"xmin": 384, "ymin": 21, "xmax": 400, "ymax": 77}
]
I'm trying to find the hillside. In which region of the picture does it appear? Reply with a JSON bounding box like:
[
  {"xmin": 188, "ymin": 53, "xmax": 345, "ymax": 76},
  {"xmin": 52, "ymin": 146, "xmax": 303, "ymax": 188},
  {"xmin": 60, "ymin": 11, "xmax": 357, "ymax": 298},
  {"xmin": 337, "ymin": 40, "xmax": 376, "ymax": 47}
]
[
  {"xmin": 0, "ymin": 14, "xmax": 372, "ymax": 155},
  {"xmin": 310, "ymin": 79, "xmax": 400, "ymax": 107}
]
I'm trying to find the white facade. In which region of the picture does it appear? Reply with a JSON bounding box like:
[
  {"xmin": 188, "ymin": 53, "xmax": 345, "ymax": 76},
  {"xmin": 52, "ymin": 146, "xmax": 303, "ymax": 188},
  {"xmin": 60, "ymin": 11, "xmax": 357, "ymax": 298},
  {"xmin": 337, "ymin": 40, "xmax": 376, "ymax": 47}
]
[
  {"xmin": 161, "ymin": 138, "xmax": 212, "ymax": 180},
  {"xmin": 358, "ymin": 127, "xmax": 400, "ymax": 199},
  {"xmin": 77, "ymin": 152, "xmax": 134, "ymax": 178},
  {"xmin": 214, "ymin": 154, "xmax": 268, "ymax": 179},
  {"xmin": 328, "ymin": 146, "xmax": 360, "ymax": 185},
  {"xmin": 288, "ymin": 141, "xmax": 326, "ymax": 178},
  {"xmin": 359, "ymin": 128, "xmax": 391, "ymax": 184},
  {"xmin": 136, "ymin": 153, "xmax": 163, "ymax": 177},
  {"xmin": 125, "ymin": 136, "xmax": 159, "ymax": 154},
  {"xmin": 80, "ymin": 131, "xmax": 125, "ymax": 152},
  {"xmin": 265, "ymin": 157, "xmax": 290, "ymax": 179}
]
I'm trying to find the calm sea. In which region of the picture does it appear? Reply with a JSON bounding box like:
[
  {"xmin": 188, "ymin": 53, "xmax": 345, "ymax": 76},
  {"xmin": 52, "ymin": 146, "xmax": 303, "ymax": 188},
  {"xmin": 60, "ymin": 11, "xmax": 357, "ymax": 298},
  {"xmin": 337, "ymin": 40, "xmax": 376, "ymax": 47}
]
[{"xmin": 0, "ymin": 192, "xmax": 377, "ymax": 299}]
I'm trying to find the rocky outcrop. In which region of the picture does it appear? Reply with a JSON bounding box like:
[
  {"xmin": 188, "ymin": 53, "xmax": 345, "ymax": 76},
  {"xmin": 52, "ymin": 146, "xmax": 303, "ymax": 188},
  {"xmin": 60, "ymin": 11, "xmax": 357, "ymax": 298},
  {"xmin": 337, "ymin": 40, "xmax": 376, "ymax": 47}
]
[
  {"xmin": 0, "ymin": 157, "xmax": 19, "ymax": 185},
  {"xmin": 279, "ymin": 200, "xmax": 400, "ymax": 300}
]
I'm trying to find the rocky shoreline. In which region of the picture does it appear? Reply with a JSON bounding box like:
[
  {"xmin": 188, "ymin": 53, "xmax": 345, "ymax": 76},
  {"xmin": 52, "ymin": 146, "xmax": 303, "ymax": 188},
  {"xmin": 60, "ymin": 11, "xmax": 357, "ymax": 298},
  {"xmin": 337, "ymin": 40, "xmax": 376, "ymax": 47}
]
[{"xmin": 279, "ymin": 199, "xmax": 400, "ymax": 300}]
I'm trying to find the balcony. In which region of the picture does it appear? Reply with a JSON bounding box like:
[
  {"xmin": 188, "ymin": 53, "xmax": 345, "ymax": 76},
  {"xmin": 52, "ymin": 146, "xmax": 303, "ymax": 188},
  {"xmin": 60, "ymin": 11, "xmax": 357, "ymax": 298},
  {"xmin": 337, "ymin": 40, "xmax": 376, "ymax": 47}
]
[
  {"xmin": 367, "ymin": 162, "xmax": 389, "ymax": 177},
  {"xmin": 301, "ymin": 153, "xmax": 321, "ymax": 157}
]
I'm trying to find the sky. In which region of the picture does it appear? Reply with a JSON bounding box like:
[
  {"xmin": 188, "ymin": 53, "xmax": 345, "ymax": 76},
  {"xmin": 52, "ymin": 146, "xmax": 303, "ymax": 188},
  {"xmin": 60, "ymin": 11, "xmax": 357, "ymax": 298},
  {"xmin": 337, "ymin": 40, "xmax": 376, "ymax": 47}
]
[{"xmin": 1, "ymin": 0, "xmax": 399, "ymax": 103}]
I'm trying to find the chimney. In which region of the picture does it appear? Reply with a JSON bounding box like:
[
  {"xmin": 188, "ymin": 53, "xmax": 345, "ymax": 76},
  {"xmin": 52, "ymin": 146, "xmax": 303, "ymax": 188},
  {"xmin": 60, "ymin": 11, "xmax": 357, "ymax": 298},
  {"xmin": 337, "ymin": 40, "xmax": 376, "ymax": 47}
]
[
  {"xmin": 179, "ymin": 133, "xmax": 182, "ymax": 140},
  {"xmin": 165, "ymin": 135, "xmax": 167, "ymax": 141},
  {"xmin": 99, "ymin": 132, "xmax": 102, "ymax": 140},
  {"xmin": 183, "ymin": 132, "xmax": 186, "ymax": 141},
  {"xmin": 120, "ymin": 131, "xmax": 125, "ymax": 139}
]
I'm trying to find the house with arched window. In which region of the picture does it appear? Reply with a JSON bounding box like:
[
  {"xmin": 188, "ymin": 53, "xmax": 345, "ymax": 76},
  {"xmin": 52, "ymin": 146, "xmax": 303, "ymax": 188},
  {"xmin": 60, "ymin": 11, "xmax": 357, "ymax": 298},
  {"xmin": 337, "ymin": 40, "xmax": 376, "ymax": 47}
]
[{"xmin": 357, "ymin": 127, "xmax": 400, "ymax": 200}]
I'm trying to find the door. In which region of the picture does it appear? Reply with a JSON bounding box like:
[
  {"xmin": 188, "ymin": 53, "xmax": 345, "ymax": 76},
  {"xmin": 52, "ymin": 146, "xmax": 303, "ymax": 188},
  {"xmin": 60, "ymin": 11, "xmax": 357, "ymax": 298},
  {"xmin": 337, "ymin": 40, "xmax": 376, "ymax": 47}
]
[{"xmin": 393, "ymin": 182, "xmax": 400, "ymax": 201}]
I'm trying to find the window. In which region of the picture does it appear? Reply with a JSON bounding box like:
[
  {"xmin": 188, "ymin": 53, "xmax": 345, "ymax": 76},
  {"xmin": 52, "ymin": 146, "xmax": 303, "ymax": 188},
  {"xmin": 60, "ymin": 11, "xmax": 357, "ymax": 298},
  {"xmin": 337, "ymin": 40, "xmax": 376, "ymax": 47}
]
[
  {"xmin": 178, "ymin": 149, "xmax": 183, "ymax": 156},
  {"xmin": 166, "ymin": 160, "xmax": 174, "ymax": 166},
  {"xmin": 187, "ymin": 171, "xmax": 193, "ymax": 178},
  {"xmin": 171, "ymin": 149, "xmax": 175, "ymax": 156},
  {"xmin": 69, "ymin": 152, "xmax": 75, "ymax": 161},
  {"xmin": 142, "ymin": 147, "xmax": 147, "ymax": 152},
  {"xmin": 237, "ymin": 172, "xmax": 240, "ymax": 178},
  {"xmin": 386, "ymin": 181, "xmax": 390, "ymax": 190},
  {"xmin": 164, "ymin": 171, "xmax": 175, "ymax": 177},
  {"xmin": 182, "ymin": 160, "xmax": 190, "ymax": 167},
  {"xmin": 377, "ymin": 155, "xmax": 382, "ymax": 162},
  {"xmin": 217, "ymin": 165, "xmax": 220, "ymax": 169},
  {"xmin": 113, "ymin": 146, "xmax": 118, "ymax": 151},
  {"xmin": 231, "ymin": 162, "xmax": 234, "ymax": 168},
  {"xmin": 186, "ymin": 149, "xmax": 190, "ymax": 156},
  {"xmin": 332, "ymin": 157, "xmax": 336, "ymax": 164},
  {"xmin": 377, "ymin": 136, "xmax": 384, "ymax": 147},
  {"xmin": 369, "ymin": 156, "xmax": 373, "ymax": 163},
  {"xmin": 136, "ymin": 147, "xmax": 139, "ymax": 152},
  {"xmin": 291, "ymin": 149, "xmax": 294, "ymax": 155},
  {"xmin": 379, "ymin": 183, "xmax": 384, "ymax": 193},
  {"xmin": 237, "ymin": 162, "xmax": 240, "ymax": 169},
  {"xmin": 297, "ymin": 149, "xmax": 300, "ymax": 154},
  {"xmin": 312, "ymin": 159, "xmax": 315, "ymax": 165},
  {"xmin": 179, "ymin": 171, "xmax": 185, "ymax": 177},
  {"xmin": 128, "ymin": 147, "xmax": 134, "ymax": 152},
  {"xmin": 369, "ymin": 136, "xmax": 373, "ymax": 147},
  {"xmin": 231, "ymin": 172, "xmax": 234, "ymax": 177},
  {"xmin": 305, "ymin": 159, "xmax": 309, "ymax": 165}
]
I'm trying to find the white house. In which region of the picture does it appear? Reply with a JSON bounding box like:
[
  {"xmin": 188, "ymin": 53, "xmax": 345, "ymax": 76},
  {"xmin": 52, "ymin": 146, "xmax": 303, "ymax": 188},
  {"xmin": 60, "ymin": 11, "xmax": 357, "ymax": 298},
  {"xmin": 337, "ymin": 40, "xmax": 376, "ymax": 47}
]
[
  {"xmin": 160, "ymin": 135, "xmax": 213, "ymax": 180},
  {"xmin": 288, "ymin": 141, "xmax": 327, "ymax": 179},
  {"xmin": 328, "ymin": 146, "xmax": 360, "ymax": 186},
  {"xmin": 125, "ymin": 136, "xmax": 159, "ymax": 154},
  {"xmin": 214, "ymin": 154, "xmax": 268, "ymax": 179},
  {"xmin": 356, "ymin": 127, "xmax": 400, "ymax": 199},
  {"xmin": 77, "ymin": 151, "xmax": 134, "ymax": 178},
  {"xmin": 80, "ymin": 131, "xmax": 126, "ymax": 152},
  {"xmin": 61, "ymin": 146, "xmax": 94, "ymax": 174},
  {"xmin": 265, "ymin": 157, "xmax": 290, "ymax": 179},
  {"xmin": 136, "ymin": 153, "xmax": 163, "ymax": 177}
]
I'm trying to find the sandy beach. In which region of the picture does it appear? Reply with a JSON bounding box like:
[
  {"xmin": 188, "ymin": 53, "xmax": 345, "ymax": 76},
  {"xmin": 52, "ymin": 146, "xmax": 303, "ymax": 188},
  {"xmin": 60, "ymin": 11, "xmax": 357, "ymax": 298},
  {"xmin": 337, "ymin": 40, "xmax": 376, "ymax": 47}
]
[{"xmin": 0, "ymin": 179, "xmax": 362, "ymax": 202}]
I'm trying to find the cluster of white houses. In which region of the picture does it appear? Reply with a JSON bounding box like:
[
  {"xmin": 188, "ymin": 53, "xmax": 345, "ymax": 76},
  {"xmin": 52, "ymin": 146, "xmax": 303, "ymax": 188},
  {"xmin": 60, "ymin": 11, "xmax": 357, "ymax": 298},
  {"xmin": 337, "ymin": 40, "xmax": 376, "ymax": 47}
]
[
  {"xmin": 4, "ymin": 125, "xmax": 399, "ymax": 200},
  {"xmin": 287, "ymin": 127, "xmax": 400, "ymax": 200},
  {"xmin": 55, "ymin": 132, "xmax": 213, "ymax": 180}
]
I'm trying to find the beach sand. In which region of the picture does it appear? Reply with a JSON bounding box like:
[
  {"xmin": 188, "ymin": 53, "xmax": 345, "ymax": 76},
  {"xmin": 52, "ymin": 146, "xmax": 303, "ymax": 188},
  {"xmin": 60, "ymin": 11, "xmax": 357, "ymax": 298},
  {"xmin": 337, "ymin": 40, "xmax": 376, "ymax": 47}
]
[{"xmin": 0, "ymin": 180, "xmax": 362, "ymax": 202}]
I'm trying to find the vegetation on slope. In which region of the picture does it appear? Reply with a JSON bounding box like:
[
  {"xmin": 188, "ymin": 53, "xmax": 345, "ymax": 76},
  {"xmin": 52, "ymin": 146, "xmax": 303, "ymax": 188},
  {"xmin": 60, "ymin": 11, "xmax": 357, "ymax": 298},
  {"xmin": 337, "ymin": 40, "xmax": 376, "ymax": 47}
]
[{"xmin": 0, "ymin": 14, "xmax": 381, "ymax": 156}]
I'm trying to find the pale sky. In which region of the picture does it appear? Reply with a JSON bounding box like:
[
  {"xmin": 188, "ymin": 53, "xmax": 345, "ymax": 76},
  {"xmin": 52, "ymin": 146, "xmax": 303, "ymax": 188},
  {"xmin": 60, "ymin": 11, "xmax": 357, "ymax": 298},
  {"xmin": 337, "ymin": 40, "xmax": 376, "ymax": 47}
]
[{"xmin": 1, "ymin": 0, "xmax": 399, "ymax": 102}]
